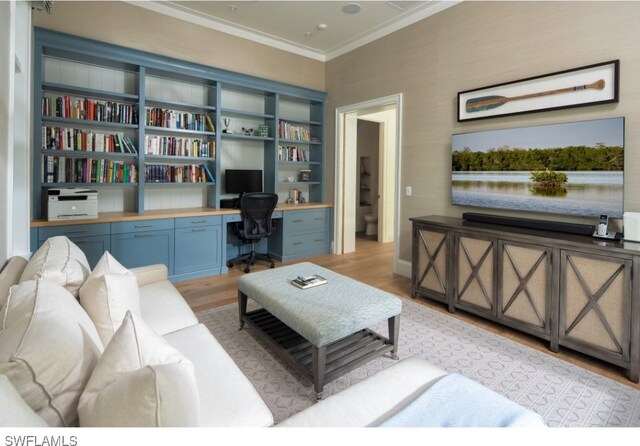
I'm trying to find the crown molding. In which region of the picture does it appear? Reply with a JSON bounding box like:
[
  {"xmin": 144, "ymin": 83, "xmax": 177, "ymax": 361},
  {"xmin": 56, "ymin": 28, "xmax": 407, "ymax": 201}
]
[
  {"xmin": 325, "ymin": 1, "xmax": 462, "ymax": 61},
  {"xmin": 126, "ymin": 1, "xmax": 461, "ymax": 63},
  {"xmin": 125, "ymin": 1, "xmax": 327, "ymax": 61}
]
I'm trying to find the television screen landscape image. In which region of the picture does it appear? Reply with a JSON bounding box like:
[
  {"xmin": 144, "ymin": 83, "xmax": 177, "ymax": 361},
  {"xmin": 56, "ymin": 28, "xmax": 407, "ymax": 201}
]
[{"xmin": 451, "ymin": 117, "xmax": 624, "ymax": 217}]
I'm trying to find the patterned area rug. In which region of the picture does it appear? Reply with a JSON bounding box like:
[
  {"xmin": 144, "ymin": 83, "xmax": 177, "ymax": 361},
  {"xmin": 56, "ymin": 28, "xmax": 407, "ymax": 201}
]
[{"xmin": 196, "ymin": 298, "xmax": 640, "ymax": 427}]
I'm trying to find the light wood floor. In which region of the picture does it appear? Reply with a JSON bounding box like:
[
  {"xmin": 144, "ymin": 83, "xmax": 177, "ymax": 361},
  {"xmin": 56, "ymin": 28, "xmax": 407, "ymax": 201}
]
[{"xmin": 175, "ymin": 234, "xmax": 640, "ymax": 390}]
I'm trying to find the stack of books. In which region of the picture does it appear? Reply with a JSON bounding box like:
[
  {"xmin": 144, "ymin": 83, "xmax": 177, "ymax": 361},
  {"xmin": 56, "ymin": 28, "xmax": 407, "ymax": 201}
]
[{"xmin": 291, "ymin": 275, "xmax": 327, "ymax": 289}]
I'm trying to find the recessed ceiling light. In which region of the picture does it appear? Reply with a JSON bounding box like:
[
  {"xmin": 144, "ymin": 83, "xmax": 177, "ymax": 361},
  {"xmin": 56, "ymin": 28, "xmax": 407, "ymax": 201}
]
[
  {"xmin": 304, "ymin": 32, "xmax": 312, "ymax": 37},
  {"xmin": 229, "ymin": 4, "xmax": 238, "ymax": 11},
  {"xmin": 317, "ymin": 23, "xmax": 328, "ymax": 31},
  {"xmin": 342, "ymin": 3, "xmax": 361, "ymax": 14}
]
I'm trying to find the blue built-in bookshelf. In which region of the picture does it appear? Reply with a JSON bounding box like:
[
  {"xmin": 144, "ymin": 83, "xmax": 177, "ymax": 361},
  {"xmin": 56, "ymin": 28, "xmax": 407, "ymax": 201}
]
[{"xmin": 33, "ymin": 28, "xmax": 326, "ymax": 218}]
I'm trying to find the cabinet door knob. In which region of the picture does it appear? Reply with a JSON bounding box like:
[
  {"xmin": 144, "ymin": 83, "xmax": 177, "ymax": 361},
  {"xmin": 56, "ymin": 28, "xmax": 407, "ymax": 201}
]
[
  {"xmin": 134, "ymin": 224, "xmax": 153, "ymax": 228},
  {"xmin": 292, "ymin": 219, "xmax": 303, "ymax": 223},
  {"xmin": 134, "ymin": 233, "xmax": 154, "ymax": 238},
  {"xmin": 292, "ymin": 241, "xmax": 303, "ymax": 245},
  {"xmin": 191, "ymin": 220, "xmax": 207, "ymax": 224},
  {"xmin": 191, "ymin": 228, "xmax": 207, "ymax": 232}
]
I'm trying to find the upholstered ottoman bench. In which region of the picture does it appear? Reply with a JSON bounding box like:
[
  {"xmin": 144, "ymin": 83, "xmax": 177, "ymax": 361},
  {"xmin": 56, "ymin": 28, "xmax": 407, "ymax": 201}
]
[{"xmin": 237, "ymin": 262, "xmax": 403, "ymax": 398}]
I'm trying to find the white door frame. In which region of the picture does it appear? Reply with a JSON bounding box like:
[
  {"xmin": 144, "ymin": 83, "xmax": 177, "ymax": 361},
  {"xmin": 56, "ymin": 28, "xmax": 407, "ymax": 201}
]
[{"xmin": 333, "ymin": 94, "xmax": 403, "ymax": 271}]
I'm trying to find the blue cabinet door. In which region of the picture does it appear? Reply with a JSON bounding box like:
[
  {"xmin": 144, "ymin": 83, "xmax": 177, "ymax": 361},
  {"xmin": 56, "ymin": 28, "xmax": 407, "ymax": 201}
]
[
  {"xmin": 110, "ymin": 230, "xmax": 174, "ymax": 274},
  {"xmin": 70, "ymin": 235, "xmax": 111, "ymax": 269},
  {"xmin": 174, "ymin": 225, "xmax": 221, "ymax": 275}
]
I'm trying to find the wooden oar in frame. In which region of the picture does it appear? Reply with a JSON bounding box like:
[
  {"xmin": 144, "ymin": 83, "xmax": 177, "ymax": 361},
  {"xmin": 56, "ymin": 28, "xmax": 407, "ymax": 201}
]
[{"xmin": 465, "ymin": 79, "xmax": 605, "ymax": 113}]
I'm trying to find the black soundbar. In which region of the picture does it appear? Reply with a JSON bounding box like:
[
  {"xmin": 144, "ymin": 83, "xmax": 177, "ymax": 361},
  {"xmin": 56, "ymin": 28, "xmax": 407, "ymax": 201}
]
[{"xmin": 462, "ymin": 212, "xmax": 594, "ymax": 236}]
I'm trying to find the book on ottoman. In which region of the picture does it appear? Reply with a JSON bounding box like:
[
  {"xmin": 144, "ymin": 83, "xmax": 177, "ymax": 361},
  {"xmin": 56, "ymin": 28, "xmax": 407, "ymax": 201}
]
[{"xmin": 291, "ymin": 275, "xmax": 327, "ymax": 289}]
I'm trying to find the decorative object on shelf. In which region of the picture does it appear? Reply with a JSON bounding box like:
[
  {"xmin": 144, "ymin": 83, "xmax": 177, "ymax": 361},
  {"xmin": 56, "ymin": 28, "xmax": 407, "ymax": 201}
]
[
  {"xmin": 287, "ymin": 188, "xmax": 303, "ymax": 204},
  {"xmin": 223, "ymin": 117, "xmax": 231, "ymax": 133},
  {"xmin": 457, "ymin": 60, "xmax": 619, "ymax": 122},
  {"xmin": 299, "ymin": 170, "xmax": 311, "ymax": 182},
  {"xmin": 241, "ymin": 127, "xmax": 254, "ymax": 136},
  {"xmin": 258, "ymin": 124, "xmax": 269, "ymax": 137},
  {"xmin": 286, "ymin": 175, "xmax": 294, "ymax": 183}
]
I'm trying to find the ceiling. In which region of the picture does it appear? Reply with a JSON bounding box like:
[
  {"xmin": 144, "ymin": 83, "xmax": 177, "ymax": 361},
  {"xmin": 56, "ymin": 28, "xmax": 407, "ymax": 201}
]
[{"xmin": 129, "ymin": 1, "xmax": 460, "ymax": 61}]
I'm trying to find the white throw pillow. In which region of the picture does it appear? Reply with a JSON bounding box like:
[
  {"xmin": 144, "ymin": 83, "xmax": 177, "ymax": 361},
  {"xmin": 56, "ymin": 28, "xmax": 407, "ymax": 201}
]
[
  {"xmin": 20, "ymin": 236, "xmax": 91, "ymax": 298},
  {"xmin": 79, "ymin": 252, "xmax": 141, "ymax": 347},
  {"xmin": 78, "ymin": 311, "xmax": 200, "ymax": 427},
  {"xmin": 0, "ymin": 375, "xmax": 48, "ymax": 427},
  {"xmin": 0, "ymin": 280, "xmax": 103, "ymax": 427}
]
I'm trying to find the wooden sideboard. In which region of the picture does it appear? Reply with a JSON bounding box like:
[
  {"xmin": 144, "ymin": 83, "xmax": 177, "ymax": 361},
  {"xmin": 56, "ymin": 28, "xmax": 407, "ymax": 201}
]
[{"xmin": 411, "ymin": 215, "xmax": 640, "ymax": 382}]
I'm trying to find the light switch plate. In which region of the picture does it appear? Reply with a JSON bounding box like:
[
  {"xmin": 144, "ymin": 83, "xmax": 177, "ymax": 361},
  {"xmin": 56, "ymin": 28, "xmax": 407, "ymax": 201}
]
[{"xmin": 406, "ymin": 186, "xmax": 412, "ymax": 196}]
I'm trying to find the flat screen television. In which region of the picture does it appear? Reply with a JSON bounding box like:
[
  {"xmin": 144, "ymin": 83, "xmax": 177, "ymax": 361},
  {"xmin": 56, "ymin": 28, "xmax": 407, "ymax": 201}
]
[
  {"xmin": 225, "ymin": 169, "xmax": 263, "ymax": 195},
  {"xmin": 451, "ymin": 117, "xmax": 624, "ymax": 218}
]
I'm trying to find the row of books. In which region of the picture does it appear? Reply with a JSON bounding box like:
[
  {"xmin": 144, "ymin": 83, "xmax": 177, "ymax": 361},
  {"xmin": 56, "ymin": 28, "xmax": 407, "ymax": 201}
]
[
  {"xmin": 42, "ymin": 156, "xmax": 138, "ymax": 184},
  {"xmin": 278, "ymin": 145, "xmax": 308, "ymax": 162},
  {"xmin": 145, "ymin": 164, "xmax": 215, "ymax": 184},
  {"xmin": 41, "ymin": 95, "xmax": 137, "ymax": 124},
  {"xmin": 42, "ymin": 126, "xmax": 138, "ymax": 154},
  {"xmin": 278, "ymin": 121, "xmax": 317, "ymax": 142},
  {"xmin": 145, "ymin": 107, "xmax": 215, "ymax": 132},
  {"xmin": 145, "ymin": 135, "xmax": 215, "ymax": 158}
]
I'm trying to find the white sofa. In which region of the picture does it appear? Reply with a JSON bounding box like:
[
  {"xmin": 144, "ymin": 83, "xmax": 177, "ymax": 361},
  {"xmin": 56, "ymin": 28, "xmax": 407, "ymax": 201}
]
[{"xmin": 0, "ymin": 236, "xmax": 543, "ymax": 428}]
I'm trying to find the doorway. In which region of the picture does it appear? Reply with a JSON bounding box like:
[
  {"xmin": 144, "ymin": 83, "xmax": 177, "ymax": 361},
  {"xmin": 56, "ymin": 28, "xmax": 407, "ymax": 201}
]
[{"xmin": 334, "ymin": 94, "xmax": 402, "ymax": 272}]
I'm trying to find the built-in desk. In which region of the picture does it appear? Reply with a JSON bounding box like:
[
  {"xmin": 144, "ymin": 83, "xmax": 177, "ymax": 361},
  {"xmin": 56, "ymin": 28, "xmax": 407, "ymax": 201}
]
[{"xmin": 31, "ymin": 204, "xmax": 332, "ymax": 282}]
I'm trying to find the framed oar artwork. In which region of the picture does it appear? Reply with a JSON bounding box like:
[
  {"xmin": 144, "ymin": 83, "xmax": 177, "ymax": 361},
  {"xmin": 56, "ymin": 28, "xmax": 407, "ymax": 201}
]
[{"xmin": 457, "ymin": 60, "xmax": 619, "ymax": 122}]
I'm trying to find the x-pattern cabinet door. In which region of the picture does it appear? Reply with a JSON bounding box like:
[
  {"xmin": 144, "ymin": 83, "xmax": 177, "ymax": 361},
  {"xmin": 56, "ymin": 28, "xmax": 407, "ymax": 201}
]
[
  {"xmin": 560, "ymin": 250, "xmax": 631, "ymax": 364},
  {"xmin": 412, "ymin": 223, "xmax": 449, "ymax": 304},
  {"xmin": 454, "ymin": 232, "xmax": 497, "ymax": 317},
  {"xmin": 498, "ymin": 241, "xmax": 553, "ymax": 337}
]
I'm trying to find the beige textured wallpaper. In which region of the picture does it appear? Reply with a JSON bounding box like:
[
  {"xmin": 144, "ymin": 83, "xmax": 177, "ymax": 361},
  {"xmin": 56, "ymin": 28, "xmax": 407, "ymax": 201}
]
[
  {"xmin": 32, "ymin": 1, "xmax": 324, "ymax": 91},
  {"xmin": 325, "ymin": 1, "xmax": 640, "ymax": 262}
]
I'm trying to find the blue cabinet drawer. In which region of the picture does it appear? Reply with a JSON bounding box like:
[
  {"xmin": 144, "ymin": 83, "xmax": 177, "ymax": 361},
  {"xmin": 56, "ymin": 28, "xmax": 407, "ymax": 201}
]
[
  {"xmin": 111, "ymin": 218, "xmax": 174, "ymax": 234},
  {"xmin": 38, "ymin": 223, "xmax": 110, "ymax": 240},
  {"xmin": 284, "ymin": 209, "xmax": 329, "ymax": 234},
  {"xmin": 284, "ymin": 231, "xmax": 329, "ymax": 256},
  {"xmin": 225, "ymin": 214, "xmax": 241, "ymax": 223},
  {"xmin": 175, "ymin": 225, "xmax": 221, "ymax": 274},
  {"xmin": 110, "ymin": 229, "xmax": 174, "ymax": 274},
  {"xmin": 225, "ymin": 210, "xmax": 282, "ymax": 224},
  {"xmin": 175, "ymin": 215, "xmax": 221, "ymax": 229}
]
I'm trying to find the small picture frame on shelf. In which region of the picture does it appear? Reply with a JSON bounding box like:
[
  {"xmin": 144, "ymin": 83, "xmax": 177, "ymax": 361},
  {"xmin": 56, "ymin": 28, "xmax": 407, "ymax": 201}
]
[{"xmin": 299, "ymin": 169, "xmax": 311, "ymax": 182}]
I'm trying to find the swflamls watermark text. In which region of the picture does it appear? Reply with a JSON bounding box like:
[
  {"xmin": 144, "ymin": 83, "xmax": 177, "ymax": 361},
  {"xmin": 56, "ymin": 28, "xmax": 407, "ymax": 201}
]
[{"xmin": 5, "ymin": 436, "xmax": 77, "ymax": 446}]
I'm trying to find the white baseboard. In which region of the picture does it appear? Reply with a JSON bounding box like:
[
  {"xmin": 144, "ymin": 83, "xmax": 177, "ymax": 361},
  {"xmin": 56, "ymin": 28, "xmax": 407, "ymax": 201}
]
[{"xmin": 394, "ymin": 258, "xmax": 411, "ymax": 278}]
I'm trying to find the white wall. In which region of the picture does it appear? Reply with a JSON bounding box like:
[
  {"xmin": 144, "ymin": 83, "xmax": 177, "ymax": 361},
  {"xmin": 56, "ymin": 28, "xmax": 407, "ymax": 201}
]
[
  {"xmin": 0, "ymin": 1, "xmax": 32, "ymax": 263},
  {"xmin": 12, "ymin": 0, "xmax": 32, "ymax": 257},
  {"xmin": 0, "ymin": 0, "xmax": 16, "ymax": 265}
]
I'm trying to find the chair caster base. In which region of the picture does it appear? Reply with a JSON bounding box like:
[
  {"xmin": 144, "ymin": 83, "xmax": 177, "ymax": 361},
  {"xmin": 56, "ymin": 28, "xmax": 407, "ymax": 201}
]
[{"xmin": 244, "ymin": 267, "xmax": 251, "ymax": 273}]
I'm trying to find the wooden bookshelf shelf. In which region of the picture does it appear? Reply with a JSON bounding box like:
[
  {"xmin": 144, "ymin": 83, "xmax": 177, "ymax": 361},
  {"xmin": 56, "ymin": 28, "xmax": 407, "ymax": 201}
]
[
  {"xmin": 41, "ymin": 150, "xmax": 137, "ymax": 160},
  {"xmin": 41, "ymin": 116, "xmax": 138, "ymax": 130},
  {"xmin": 42, "ymin": 82, "xmax": 139, "ymax": 102}
]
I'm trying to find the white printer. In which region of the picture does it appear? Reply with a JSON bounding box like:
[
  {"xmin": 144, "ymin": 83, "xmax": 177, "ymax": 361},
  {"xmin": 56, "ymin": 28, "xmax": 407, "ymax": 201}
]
[{"xmin": 46, "ymin": 188, "xmax": 98, "ymax": 221}]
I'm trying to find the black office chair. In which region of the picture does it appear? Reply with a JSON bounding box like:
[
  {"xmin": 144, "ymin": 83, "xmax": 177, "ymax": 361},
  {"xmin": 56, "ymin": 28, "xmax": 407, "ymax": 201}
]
[{"xmin": 226, "ymin": 192, "xmax": 279, "ymax": 273}]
